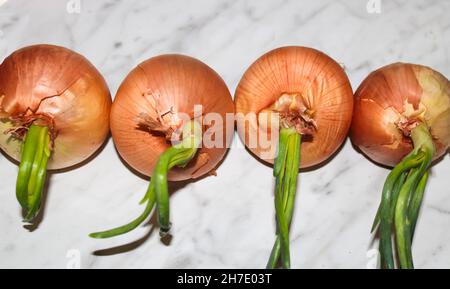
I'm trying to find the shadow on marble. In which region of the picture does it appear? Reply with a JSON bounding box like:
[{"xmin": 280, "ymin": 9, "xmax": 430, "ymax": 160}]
[
  {"xmin": 90, "ymin": 179, "xmax": 195, "ymax": 256},
  {"xmin": 92, "ymin": 221, "xmax": 157, "ymax": 256}
]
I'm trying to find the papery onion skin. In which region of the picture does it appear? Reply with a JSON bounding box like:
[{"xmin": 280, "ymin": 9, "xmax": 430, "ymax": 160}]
[
  {"xmin": 235, "ymin": 46, "xmax": 354, "ymax": 168},
  {"xmin": 351, "ymin": 63, "xmax": 450, "ymax": 167},
  {"xmin": 0, "ymin": 44, "xmax": 112, "ymax": 170},
  {"xmin": 110, "ymin": 54, "xmax": 234, "ymax": 181}
]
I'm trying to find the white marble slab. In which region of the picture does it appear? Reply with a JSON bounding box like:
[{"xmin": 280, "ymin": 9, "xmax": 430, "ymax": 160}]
[{"xmin": 0, "ymin": 0, "xmax": 448, "ymax": 269}]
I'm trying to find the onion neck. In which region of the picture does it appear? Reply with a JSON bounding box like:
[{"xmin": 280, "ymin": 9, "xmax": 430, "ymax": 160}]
[
  {"xmin": 90, "ymin": 120, "xmax": 202, "ymax": 239},
  {"xmin": 267, "ymin": 127, "xmax": 301, "ymax": 269},
  {"xmin": 16, "ymin": 124, "xmax": 52, "ymax": 222},
  {"xmin": 260, "ymin": 93, "xmax": 317, "ymax": 136},
  {"xmin": 410, "ymin": 123, "xmax": 435, "ymax": 158}
]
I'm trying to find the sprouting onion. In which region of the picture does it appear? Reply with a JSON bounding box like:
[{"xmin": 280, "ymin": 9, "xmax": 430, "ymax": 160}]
[
  {"xmin": 0, "ymin": 44, "xmax": 111, "ymax": 223},
  {"xmin": 352, "ymin": 63, "xmax": 450, "ymax": 269},
  {"xmin": 235, "ymin": 47, "xmax": 354, "ymax": 268},
  {"xmin": 90, "ymin": 54, "xmax": 234, "ymax": 239}
]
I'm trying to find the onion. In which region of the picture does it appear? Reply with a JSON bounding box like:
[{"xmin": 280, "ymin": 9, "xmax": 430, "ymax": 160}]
[
  {"xmin": 234, "ymin": 46, "xmax": 353, "ymax": 268},
  {"xmin": 110, "ymin": 54, "xmax": 234, "ymax": 181},
  {"xmin": 0, "ymin": 44, "xmax": 111, "ymax": 222},
  {"xmin": 236, "ymin": 46, "xmax": 353, "ymax": 168},
  {"xmin": 351, "ymin": 63, "xmax": 450, "ymax": 269},
  {"xmin": 91, "ymin": 54, "xmax": 234, "ymax": 239},
  {"xmin": 352, "ymin": 63, "xmax": 450, "ymax": 166}
]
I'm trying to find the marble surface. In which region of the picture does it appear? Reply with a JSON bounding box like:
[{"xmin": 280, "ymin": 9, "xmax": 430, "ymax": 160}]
[{"xmin": 0, "ymin": 0, "xmax": 449, "ymax": 269}]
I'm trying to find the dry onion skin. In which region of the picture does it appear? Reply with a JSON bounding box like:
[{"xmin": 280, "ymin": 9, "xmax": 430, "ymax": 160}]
[
  {"xmin": 235, "ymin": 46, "xmax": 353, "ymax": 268},
  {"xmin": 0, "ymin": 44, "xmax": 111, "ymax": 222},
  {"xmin": 351, "ymin": 63, "xmax": 450, "ymax": 269},
  {"xmin": 90, "ymin": 54, "xmax": 234, "ymax": 239}
]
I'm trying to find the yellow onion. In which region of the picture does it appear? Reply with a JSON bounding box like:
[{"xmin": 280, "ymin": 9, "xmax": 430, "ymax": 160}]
[
  {"xmin": 91, "ymin": 54, "xmax": 234, "ymax": 240},
  {"xmin": 0, "ymin": 44, "xmax": 111, "ymax": 170},
  {"xmin": 0, "ymin": 44, "xmax": 111, "ymax": 222},
  {"xmin": 352, "ymin": 63, "xmax": 450, "ymax": 167},
  {"xmin": 234, "ymin": 46, "xmax": 353, "ymax": 268},
  {"xmin": 111, "ymin": 54, "xmax": 234, "ymax": 181},
  {"xmin": 351, "ymin": 63, "xmax": 450, "ymax": 269},
  {"xmin": 235, "ymin": 46, "xmax": 353, "ymax": 168}
]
